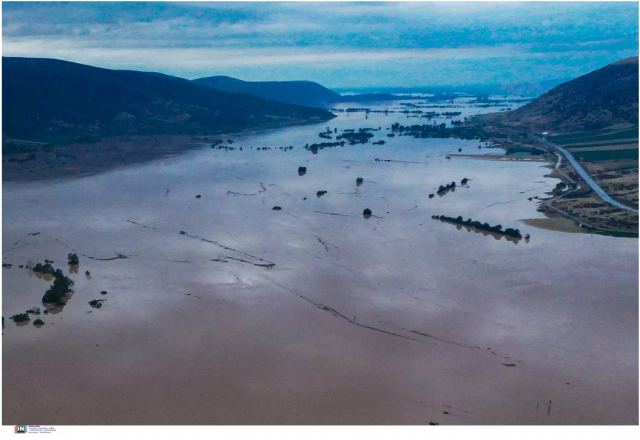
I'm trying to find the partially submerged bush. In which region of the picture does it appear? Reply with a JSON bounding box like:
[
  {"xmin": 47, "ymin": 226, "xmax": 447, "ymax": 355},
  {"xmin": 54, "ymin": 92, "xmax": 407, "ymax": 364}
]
[
  {"xmin": 33, "ymin": 262, "xmax": 55, "ymax": 275},
  {"xmin": 88, "ymin": 299, "xmax": 105, "ymax": 309},
  {"xmin": 10, "ymin": 313, "xmax": 30, "ymax": 323},
  {"xmin": 42, "ymin": 271, "xmax": 75, "ymax": 304}
]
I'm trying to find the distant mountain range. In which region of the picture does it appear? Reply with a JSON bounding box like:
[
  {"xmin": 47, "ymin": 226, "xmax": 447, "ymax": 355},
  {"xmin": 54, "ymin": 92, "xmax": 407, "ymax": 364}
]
[
  {"xmin": 480, "ymin": 57, "xmax": 639, "ymax": 132},
  {"xmin": 193, "ymin": 75, "xmax": 341, "ymax": 107},
  {"xmin": 193, "ymin": 75, "xmax": 424, "ymax": 106},
  {"xmin": 2, "ymin": 57, "xmax": 334, "ymax": 144},
  {"xmin": 5, "ymin": 56, "xmax": 637, "ymax": 147},
  {"xmin": 334, "ymin": 79, "xmax": 567, "ymax": 99}
]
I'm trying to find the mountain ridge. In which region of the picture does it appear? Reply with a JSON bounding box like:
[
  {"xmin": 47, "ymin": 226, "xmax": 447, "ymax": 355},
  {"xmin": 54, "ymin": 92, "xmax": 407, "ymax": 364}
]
[
  {"xmin": 194, "ymin": 75, "xmax": 431, "ymax": 106},
  {"xmin": 479, "ymin": 56, "xmax": 639, "ymax": 132},
  {"xmin": 193, "ymin": 75, "xmax": 342, "ymax": 107},
  {"xmin": 2, "ymin": 57, "xmax": 335, "ymax": 145}
]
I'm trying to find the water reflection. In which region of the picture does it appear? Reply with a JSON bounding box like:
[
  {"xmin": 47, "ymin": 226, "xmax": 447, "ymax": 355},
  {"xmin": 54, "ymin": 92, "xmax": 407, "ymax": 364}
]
[
  {"xmin": 452, "ymin": 223, "xmax": 523, "ymax": 244},
  {"xmin": 2, "ymin": 99, "xmax": 637, "ymax": 424}
]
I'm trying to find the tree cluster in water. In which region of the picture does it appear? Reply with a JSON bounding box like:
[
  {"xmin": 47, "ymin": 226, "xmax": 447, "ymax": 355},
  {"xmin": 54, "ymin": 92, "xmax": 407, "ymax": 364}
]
[
  {"xmin": 332, "ymin": 106, "xmax": 463, "ymax": 121},
  {"xmin": 32, "ymin": 262, "xmax": 56, "ymax": 275},
  {"xmin": 437, "ymin": 181, "xmax": 457, "ymax": 195},
  {"xmin": 36, "ymin": 264, "xmax": 75, "ymax": 304},
  {"xmin": 432, "ymin": 215, "xmax": 523, "ymax": 238},
  {"xmin": 336, "ymin": 129, "xmax": 375, "ymax": 145},
  {"xmin": 390, "ymin": 122, "xmax": 488, "ymax": 140},
  {"xmin": 10, "ymin": 312, "xmax": 30, "ymax": 323},
  {"xmin": 305, "ymin": 141, "xmax": 346, "ymax": 154}
]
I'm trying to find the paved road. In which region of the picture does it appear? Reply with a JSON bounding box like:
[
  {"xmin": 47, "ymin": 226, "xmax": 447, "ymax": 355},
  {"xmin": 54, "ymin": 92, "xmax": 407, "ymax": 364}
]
[{"xmin": 540, "ymin": 138, "xmax": 638, "ymax": 213}]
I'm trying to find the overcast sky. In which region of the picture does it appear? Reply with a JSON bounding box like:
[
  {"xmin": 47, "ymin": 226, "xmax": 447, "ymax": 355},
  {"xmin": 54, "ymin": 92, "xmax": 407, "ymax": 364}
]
[{"xmin": 3, "ymin": 1, "xmax": 638, "ymax": 89}]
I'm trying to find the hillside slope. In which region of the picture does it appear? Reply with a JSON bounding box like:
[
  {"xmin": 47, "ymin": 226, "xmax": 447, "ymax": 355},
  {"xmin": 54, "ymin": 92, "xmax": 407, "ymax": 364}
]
[
  {"xmin": 480, "ymin": 57, "xmax": 638, "ymax": 132},
  {"xmin": 193, "ymin": 75, "xmax": 342, "ymax": 107},
  {"xmin": 3, "ymin": 57, "xmax": 334, "ymax": 144}
]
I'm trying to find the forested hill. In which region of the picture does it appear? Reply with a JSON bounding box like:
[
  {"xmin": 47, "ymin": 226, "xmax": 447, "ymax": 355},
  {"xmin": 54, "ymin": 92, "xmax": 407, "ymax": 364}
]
[
  {"xmin": 479, "ymin": 57, "xmax": 638, "ymax": 132},
  {"xmin": 3, "ymin": 57, "xmax": 335, "ymax": 145}
]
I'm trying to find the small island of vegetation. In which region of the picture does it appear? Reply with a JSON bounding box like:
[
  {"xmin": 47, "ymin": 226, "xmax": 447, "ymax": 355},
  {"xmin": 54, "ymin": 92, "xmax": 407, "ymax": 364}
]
[
  {"xmin": 437, "ymin": 181, "xmax": 457, "ymax": 196},
  {"xmin": 40, "ymin": 266, "xmax": 75, "ymax": 305},
  {"xmin": 336, "ymin": 128, "xmax": 375, "ymax": 145},
  {"xmin": 432, "ymin": 214, "xmax": 526, "ymax": 239},
  {"xmin": 390, "ymin": 122, "xmax": 488, "ymax": 140}
]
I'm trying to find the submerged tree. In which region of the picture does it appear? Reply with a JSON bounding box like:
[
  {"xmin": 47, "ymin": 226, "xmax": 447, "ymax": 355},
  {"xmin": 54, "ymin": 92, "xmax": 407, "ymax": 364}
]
[{"xmin": 42, "ymin": 271, "xmax": 75, "ymax": 304}]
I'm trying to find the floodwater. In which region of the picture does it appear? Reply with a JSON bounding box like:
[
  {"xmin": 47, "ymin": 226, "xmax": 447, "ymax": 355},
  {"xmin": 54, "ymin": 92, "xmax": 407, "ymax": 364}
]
[{"xmin": 2, "ymin": 99, "xmax": 638, "ymax": 424}]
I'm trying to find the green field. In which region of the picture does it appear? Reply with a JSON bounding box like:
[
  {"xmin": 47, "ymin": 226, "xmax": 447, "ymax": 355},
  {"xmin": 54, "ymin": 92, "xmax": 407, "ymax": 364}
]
[
  {"xmin": 549, "ymin": 126, "xmax": 638, "ymax": 145},
  {"xmin": 565, "ymin": 140, "xmax": 638, "ymax": 150},
  {"xmin": 572, "ymin": 148, "xmax": 639, "ymax": 162},
  {"xmin": 549, "ymin": 125, "xmax": 638, "ymax": 162}
]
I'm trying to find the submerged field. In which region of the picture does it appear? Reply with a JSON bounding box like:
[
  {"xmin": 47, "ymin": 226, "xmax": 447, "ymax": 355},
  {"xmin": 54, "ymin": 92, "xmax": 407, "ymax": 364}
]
[{"xmin": 3, "ymin": 99, "xmax": 638, "ymax": 424}]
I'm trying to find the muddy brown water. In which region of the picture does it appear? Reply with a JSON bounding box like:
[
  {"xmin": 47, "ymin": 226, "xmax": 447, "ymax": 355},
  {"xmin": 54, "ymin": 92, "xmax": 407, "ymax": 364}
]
[{"xmin": 2, "ymin": 100, "xmax": 638, "ymax": 424}]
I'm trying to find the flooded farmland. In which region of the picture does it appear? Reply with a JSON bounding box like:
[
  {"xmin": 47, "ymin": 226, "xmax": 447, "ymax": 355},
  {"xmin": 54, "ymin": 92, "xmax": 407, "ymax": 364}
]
[{"xmin": 3, "ymin": 99, "xmax": 638, "ymax": 424}]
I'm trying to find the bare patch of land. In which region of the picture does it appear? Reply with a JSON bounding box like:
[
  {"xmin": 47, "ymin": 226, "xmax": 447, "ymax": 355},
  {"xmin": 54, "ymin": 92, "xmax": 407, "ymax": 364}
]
[
  {"xmin": 448, "ymin": 153, "xmax": 547, "ymax": 162},
  {"xmin": 521, "ymin": 217, "xmax": 583, "ymax": 234},
  {"xmin": 477, "ymin": 126, "xmax": 639, "ymax": 235},
  {"xmin": 540, "ymin": 159, "xmax": 638, "ymax": 234},
  {"xmin": 584, "ymin": 160, "xmax": 639, "ymax": 207}
]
